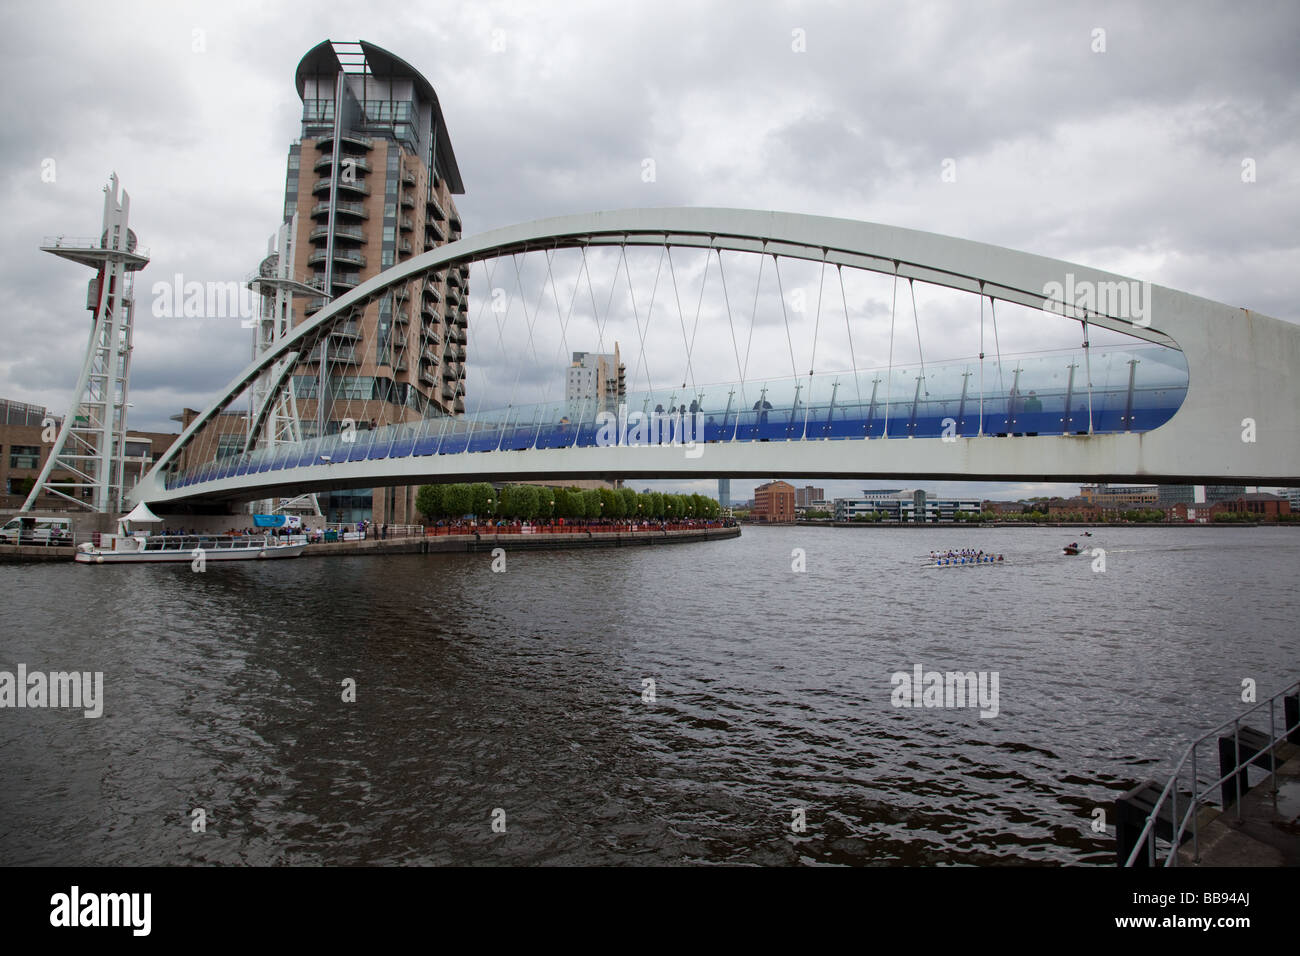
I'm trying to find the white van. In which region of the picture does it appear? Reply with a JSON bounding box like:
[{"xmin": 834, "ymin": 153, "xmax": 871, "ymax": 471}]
[{"xmin": 0, "ymin": 516, "xmax": 73, "ymax": 546}]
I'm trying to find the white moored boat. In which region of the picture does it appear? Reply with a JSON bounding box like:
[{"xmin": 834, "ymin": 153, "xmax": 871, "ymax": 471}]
[
  {"xmin": 74, "ymin": 501, "xmax": 306, "ymax": 564},
  {"xmin": 76, "ymin": 533, "xmax": 306, "ymax": 564}
]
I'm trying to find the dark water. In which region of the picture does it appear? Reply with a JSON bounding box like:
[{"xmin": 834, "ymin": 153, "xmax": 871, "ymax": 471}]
[{"xmin": 1, "ymin": 525, "xmax": 1297, "ymax": 866}]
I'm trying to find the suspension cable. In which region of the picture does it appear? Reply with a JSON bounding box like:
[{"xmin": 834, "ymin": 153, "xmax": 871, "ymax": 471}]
[
  {"xmin": 990, "ymin": 295, "xmax": 1006, "ymax": 429},
  {"xmin": 804, "ymin": 252, "xmax": 827, "ymax": 437},
  {"xmin": 838, "ymin": 264, "xmax": 862, "ymax": 409},
  {"xmin": 909, "ymin": 278, "xmax": 926, "ymax": 394},
  {"xmin": 978, "ymin": 281, "xmax": 985, "ymax": 436},
  {"xmin": 883, "ymin": 263, "xmax": 899, "ymax": 437},
  {"xmin": 1082, "ymin": 315, "xmax": 1094, "ymax": 433}
]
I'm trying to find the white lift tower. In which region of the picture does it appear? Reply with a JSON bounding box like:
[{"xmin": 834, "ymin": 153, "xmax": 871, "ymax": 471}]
[{"xmin": 24, "ymin": 174, "xmax": 149, "ymax": 513}]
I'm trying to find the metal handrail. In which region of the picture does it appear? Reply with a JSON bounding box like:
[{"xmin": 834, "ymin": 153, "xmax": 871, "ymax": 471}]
[{"xmin": 1124, "ymin": 678, "xmax": 1300, "ymax": 866}]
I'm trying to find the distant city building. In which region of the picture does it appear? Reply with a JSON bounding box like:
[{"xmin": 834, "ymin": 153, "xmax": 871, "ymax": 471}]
[
  {"xmin": 753, "ymin": 480, "xmax": 796, "ymax": 523},
  {"xmin": 1080, "ymin": 483, "xmax": 1159, "ymax": 508},
  {"xmin": 565, "ymin": 345, "xmax": 625, "ymax": 413},
  {"xmin": 1287, "ymin": 488, "xmax": 1300, "ymax": 510},
  {"xmin": 717, "ymin": 478, "xmax": 730, "ymax": 509},
  {"xmin": 1157, "ymin": 485, "xmax": 1196, "ymax": 507},
  {"xmin": 794, "ymin": 485, "xmax": 826, "ymax": 508},
  {"xmin": 1045, "ymin": 496, "xmax": 1102, "ymax": 518},
  {"xmin": 834, "ymin": 488, "xmax": 981, "ymax": 522},
  {"xmin": 1205, "ymin": 485, "xmax": 1248, "ymax": 503},
  {"xmin": 1211, "ymin": 492, "xmax": 1291, "ymax": 520}
]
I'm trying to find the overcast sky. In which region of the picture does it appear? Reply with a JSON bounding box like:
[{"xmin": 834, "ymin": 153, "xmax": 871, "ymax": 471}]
[{"xmin": 2, "ymin": 0, "xmax": 1296, "ymax": 503}]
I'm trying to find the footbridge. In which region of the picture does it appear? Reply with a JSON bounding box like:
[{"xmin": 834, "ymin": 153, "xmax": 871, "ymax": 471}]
[{"xmin": 131, "ymin": 208, "xmax": 1300, "ymax": 506}]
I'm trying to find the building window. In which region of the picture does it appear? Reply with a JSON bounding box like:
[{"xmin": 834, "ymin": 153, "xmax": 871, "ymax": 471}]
[
  {"xmin": 215, "ymin": 435, "xmax": 244, "ymax": 460},
  {"xmin": 9, "ymin": 445, "xmax": 40, "ymax": 469}
]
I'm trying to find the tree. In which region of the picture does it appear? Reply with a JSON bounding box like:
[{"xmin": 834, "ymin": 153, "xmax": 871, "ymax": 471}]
[
  {"xmin": 549, "ymin": 487, "xmax": 568, "ymax": 519},
  {"xmin": 619, "ymin": 487, "xmax": 638, "ymax": 520},
  {"xmin": 520, "ymin": 484, "xmax": 543, "ymax": 521},
  {"xmin": 536, "ymin": 487, "xmax": 555, "ymax": 520},
  {"xmin": 416, "ymin": 484, "xmax": 444, "ymax": 520},
  {"xmin": 582, "ymin": 489, "xmax": 601, "ymax": 520},
  {"xmin": 497, "ymin": 484, "xmax": 519, "ymax": 519},
  {"xmin": 649, "ymin": 491, "xmax": 664, "ymax": 519},
  {"xmin": 598, "ymin": 487, "xmax": 618, "ymax": 519},
  {"xmin": 443, "ymin": 483, "xmax": 473, "ymax": 518},
  {"xmin": 471, "ymin": 482, "xmax": 496, "ymax": 519}
]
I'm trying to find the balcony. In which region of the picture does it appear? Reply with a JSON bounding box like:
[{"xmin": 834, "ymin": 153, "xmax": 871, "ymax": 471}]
[
  {"xmin": 398, "ymin": 240, "xmax": 413, "ymax": 255},
  {"xmin": 304, "ymin": 297, "xmax": 328, "ymax": 314},
  {"xmin": 330, "ymin": 321, "xmax": 361, "ymax": 339},
  {"xmin": 421, "ymin": 326, "xmax": 440, "ymax": 346},
  {"xmin": 444, "ymin": 287, "xmax": 461, "ymax": 307},
  {"xmin": 392, "ymin": 310, "xmax": 410, "ymax": 325},
  {"xmin": 399, "ymin": 216, "xmax": 414, "ymax": 232},
  {"xmin": 426, "ymin": 220, "xmax": 446, "ymax": 242},
  {"xmin": 309, "ymin": 224, "xmax": 366, "ymax": 243},
  {"xmin": 314, "ymin": 155, "xmax": 371, "ymax": 174},
  {"xmin": 314, "ymin": 200, "xmax": 371, "ymax": 221},
  {"xmin": 422, "ymin": 344, "xmax": 440, "ymax": 362},
  {"xmin": 426, "ymin": 195, "xmax": 446, "ymax": 221},
  {"xmin": 312, "ymin": 274, "xmax": 360, "ymax": 291},
  {"xmin": 331, "ymin": 347, "xmax": 361, "ymax": 365},
  {"xmin": 447, "ymin": 270, "xmax": 462, "ymax": 289},
  {"xmin": 449, "ymin": 211, "xmax": 462, "ymax": 231},
  {"xmin": 316, "ymin": 133, "xmax": 373, "ymax": 152},
  {"xmin": 307, "ymin": 249, "xmax": 366, "ymax": 268},
  {"xmin": 313, "ymin": 178, "xmax": 369, "ymax": 197},
  {"xmin": 423, "ymin": 282, "xmax": 441, "ymax": 302},
  {"xmin": 442, "ymin": 382, "xmax": 455, "ymax": 401},
  {"xmin": 442, "ymin": 364, "xmax": 457, "ymax": 381},
  {"xmin": 393, "ymin": 333, "xmax": 408, "ymax": 349},
  {"xmin": 420, "ymin": 367, "xmax": 436, "ymax": 386},
  {"xmin": 402, "ymin": 169, "xmax": 416, "ymax": 186},
  {"xmin": 400, "ymin": 193, "xmax": 415, "ymax": 209}
]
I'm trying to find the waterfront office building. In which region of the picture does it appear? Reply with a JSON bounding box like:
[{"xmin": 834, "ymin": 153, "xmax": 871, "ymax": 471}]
[
  {"xmin": 283, "ymin": 40, "xmax": 468, "ymax": 524},
  {"xmin": 833, "ymin": 489, "xmax": 983, "ymax": 522},
  {"xmin": 753, "ymin": 480, "xmax": 796, "ymax": 522}
]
